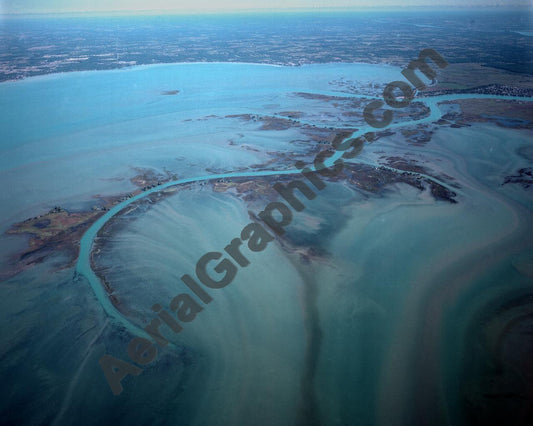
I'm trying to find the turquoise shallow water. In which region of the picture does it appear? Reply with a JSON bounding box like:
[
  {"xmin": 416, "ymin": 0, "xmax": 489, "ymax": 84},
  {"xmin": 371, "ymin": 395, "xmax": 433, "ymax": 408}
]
[
  {"xmin": 75, "ymin": 90, "xmax": 533, "ymax": 339},
  {"xmin": 1, "ymin": 63, "xmax": 532, "ymax": 425},
  {"xmin": 0, "ymin": 62, "xmax": 403, "ymax": 269},
  {"xmin": 0, "ymin": 63, "xmax": 401, "ymax": 236}
]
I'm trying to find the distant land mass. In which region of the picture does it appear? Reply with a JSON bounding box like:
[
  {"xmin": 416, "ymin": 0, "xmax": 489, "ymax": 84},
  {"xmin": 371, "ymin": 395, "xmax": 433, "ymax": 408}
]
[{"xmin": 0, "ymin": 10, "xmax": 532, "ymax": 82}]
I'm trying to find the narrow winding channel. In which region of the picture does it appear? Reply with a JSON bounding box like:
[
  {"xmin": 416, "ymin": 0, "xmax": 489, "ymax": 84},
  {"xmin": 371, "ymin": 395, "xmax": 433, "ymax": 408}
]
[
  {"xmin": 74, "ymin": 93, "xmax": 532, "ymax": 418},
  {"xmin": 76, "ymin": 93, "xmax": 532, "ymax": 336}
]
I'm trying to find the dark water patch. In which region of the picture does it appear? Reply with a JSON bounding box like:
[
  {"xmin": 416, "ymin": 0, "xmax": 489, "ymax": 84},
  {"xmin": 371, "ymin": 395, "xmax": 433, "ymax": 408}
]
[
  {"xmin": 296, "ymin": 275, "xmax": 323, "ymax": 426},
  {"xmin": 480, "ymin": 114, "xmax": 530, "ymax": 128}
]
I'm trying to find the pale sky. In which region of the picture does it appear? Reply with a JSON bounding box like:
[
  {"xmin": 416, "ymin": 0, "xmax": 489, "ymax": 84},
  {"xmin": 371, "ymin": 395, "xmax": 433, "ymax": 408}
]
[{"xmin": 1, "ymin": 0, "xmax": 531, "ymax": 14}]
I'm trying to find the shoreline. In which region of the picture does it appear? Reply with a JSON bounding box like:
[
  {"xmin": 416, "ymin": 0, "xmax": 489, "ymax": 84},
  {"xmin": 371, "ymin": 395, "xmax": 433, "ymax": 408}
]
[{"xmin": 0, "ymin": 60, "xmax": 403, "ymax": 85}]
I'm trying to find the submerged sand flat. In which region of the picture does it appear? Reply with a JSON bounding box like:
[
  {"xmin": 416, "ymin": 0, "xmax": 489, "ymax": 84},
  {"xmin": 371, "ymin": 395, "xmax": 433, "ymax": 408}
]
[{"xmin": 1, "ymin": 62, "xmax": 532, "ymax": 425}]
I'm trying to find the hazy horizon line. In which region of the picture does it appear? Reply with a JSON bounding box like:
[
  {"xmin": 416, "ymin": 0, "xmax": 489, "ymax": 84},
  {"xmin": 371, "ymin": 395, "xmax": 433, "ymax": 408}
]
[{"xmin": 2, "ymin": 4, "xmax": 531, "ymax": 18}]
